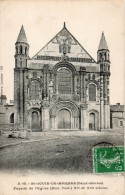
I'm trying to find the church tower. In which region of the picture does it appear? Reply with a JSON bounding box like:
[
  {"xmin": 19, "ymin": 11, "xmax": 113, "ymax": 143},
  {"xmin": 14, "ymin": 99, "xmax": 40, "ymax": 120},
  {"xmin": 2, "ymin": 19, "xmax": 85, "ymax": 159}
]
[
  {"xmin": 97, "ymin": 32, "xmax": 110, "ymax": 129},
  {"xmin": 15, "ymin": 25, "xmax": 29, "ymax": 68},
  {"xmin": 14, "ymin": 25, "xmax": 29, "ymax": 129}
]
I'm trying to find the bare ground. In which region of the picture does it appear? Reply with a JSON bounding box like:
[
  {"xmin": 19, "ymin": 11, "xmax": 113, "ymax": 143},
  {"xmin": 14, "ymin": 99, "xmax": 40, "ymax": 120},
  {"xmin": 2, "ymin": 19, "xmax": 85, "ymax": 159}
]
[{"xmin": 0, "ymin": 130, "xmax": 124, "ymax": 174}]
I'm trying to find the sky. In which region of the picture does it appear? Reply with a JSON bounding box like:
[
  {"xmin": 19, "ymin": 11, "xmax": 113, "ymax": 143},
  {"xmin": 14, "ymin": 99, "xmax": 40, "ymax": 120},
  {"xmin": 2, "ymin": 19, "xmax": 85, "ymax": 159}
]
[{"xmin": 0, "ymin": 0, "xmax": 124, "ymax": 104}]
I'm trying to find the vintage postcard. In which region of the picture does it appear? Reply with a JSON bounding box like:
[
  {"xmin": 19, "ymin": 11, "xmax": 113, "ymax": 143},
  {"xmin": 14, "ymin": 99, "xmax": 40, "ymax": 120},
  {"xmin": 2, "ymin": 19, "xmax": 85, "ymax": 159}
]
[{"xmin": 0, "ymin": 0, "xmax": 124, "ymax": 194}]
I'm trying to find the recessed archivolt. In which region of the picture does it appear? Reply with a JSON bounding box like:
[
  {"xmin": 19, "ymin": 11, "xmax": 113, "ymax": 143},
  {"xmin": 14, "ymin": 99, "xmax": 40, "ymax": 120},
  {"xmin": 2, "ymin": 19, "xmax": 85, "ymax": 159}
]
[
  {"xmin": 53, "ymin": 61, "xmax": 76, "ymax": 75},
  {"xmin": 50, "ymin": 100, "xmax": 79, "ymax": 117},
  {"xmin": 89, "ymin": 109, "xmax": 99, "ymax": 115},
  {"xmin": 86, "ymin": 80, "xmax": 100, "ymax": 89},
  {"xmin": 28, "ymin": 108, "xmax": 41, "ymax": 115},
  {"xmin": 27, "ymin": 78, "xmax": 43, "ymax": 88}
]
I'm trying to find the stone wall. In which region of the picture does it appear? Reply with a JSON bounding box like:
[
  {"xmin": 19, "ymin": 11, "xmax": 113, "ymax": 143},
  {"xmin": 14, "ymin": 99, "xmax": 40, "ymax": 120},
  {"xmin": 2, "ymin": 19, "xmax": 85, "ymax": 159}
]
[{"xmin": 0, "ymin": 95, "xmax": 14, "ymax": 130}]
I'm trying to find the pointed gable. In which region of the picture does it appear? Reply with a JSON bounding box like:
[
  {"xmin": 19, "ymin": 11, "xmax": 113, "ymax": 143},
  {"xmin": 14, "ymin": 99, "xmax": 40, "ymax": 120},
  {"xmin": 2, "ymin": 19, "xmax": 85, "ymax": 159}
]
[
  {"xmin": 16, "ymin": 25, "xmax": 28, "ymax": 44},
  {"xmin": 98, "ymin": 32, "xmax": 108, "ymax": 51},
  {"xmin": 32, "ymin": 25, "xmax": 95, "ymax": 63}
]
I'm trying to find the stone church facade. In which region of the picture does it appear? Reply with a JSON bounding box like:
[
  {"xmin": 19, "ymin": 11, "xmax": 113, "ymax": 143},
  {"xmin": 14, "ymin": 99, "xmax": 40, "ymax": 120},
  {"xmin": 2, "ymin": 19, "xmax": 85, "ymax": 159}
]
[{"xmin": 14, "ymin": 24, "xmax": 110, "ymax": 131}]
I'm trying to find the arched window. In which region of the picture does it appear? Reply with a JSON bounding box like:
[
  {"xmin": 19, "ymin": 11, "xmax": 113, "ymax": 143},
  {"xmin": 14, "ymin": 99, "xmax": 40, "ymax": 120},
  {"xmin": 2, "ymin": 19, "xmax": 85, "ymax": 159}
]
[
  {"xmin": 92, "ymin": 74, "xmax": 95, "ymax": 80},
  {"xmin": 89, "ymin": 113, "xmax": 95, "ymax": 130},
  {"xmin": 57, "ymin": 68, "xmax": 72, "ymax": 94},
  {"xmin": 10, "ymin": 113, "xmax": 14, "ymax": 123},
  {"xmin": 104, "ymin": 52, "xmax": 107, "ymax": 61},
  {"xmin": 89, "ymin": 84, "xmax": 96, "ymax": 101},
  {"xmin": 88, "ymin": 74, "xmax": 91, "ymax": 80},
  {"xmin": 15, "ymin": 59, "xmax": 17, "ymax": 66},
  {"xmin": 25, "ymin": 47, "xmax": 27, "ymax": 55},
  {"xmin": 20, "ymin": 60, "xmax": 22, "ymax": 67},
  {"xmin": 16, "ymin": 47, "xmax": 18, "ymax": 54},
  {"xmin": 99, "ymin": 53, "xmax": 102, "ymax": 60},
  {"xmin": 29, "ymin": 80, "xmax": 41, "ymax": 100},
  {"xmin": 108, "ymin": 53, "xmax": 110, "ymax": 61},
  {"xmin": 20, "ymin": 45, "xmax": 23, "ymax": 54}
]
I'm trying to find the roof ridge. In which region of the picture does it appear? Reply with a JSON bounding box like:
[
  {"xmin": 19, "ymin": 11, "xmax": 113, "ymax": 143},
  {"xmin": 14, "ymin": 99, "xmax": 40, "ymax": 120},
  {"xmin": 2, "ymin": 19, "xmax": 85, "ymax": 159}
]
[{"xmin": 31, "ymin": 25, "xmax": 96, "ymax": 62}]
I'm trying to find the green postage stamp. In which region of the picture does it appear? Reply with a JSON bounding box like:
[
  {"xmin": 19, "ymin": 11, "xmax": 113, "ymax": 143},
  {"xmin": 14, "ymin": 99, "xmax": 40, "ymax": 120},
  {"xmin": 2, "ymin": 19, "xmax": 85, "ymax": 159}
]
[{"xmin": 93, "ymin": 146, "xmax": 124, "ymax": 173}]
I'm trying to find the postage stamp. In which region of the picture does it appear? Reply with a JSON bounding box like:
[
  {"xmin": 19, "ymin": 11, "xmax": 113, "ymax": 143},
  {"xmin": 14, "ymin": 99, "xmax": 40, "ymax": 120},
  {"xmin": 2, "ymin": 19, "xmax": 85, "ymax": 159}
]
[{"xmin": 93, "ymin": 146, "xmax": 124, "ymax": 173}]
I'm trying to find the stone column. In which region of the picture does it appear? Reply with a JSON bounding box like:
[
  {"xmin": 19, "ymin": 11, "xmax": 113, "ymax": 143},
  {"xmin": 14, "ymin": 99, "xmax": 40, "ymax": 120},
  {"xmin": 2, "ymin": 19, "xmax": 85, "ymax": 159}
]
[
  {"xmin": 73, "ymin": 116, "xmax": 76, "ymax": 129},
  {"xmin": 80, "ymin": 106, "xmax": 83, "ymax": 130},
  {"xmin": 79, "ymin": 71, "xmax": 83, "ymax": 102},
  {"xmin": 42, "ymin": 101, "xmax": 50, "ymax": 131},
  {"xmin": 41, "ymin": 106, "xmax": 44, "ymax": 131},
  {"xmin": 81, "ymin": 104, "xmax": 88, "ymax": 131},
  {"xmin": 19, "ymin": 69, "xmax": 24, "ymax": 128},
  {"xmin": 43, "ymin": 71, "xmax": 46, "ymax": 98},
  {"xmin": 107, "ymin": 76, "xmax": 110, "ymax": 104},
  {"xmin": 107, "ymin": 75, "xmax": 110, "ymax": 128},
  {"xmin": 106, "ymin": 101, "xmax": 110, "ymax": 129},
  {"xmin": 79, "ymin": 67, "xmax": 86, "ymax": 102},
  {"xmin": 43, "ymin": 65, "xmax": 49, "ymax": 99},
  {"xmin": 72, "ymin": 116, "xmax": 78, "ymax": 129},
  {"xmin": 74, "ymin": 73, "xmax": 77, "ymax": 94},
  {"xmin": 100, "ymin": 74, "xmax": 104, "ymax": 130},
  {"xmin": 51, "ymin": 116, "xmax": 56, "ymax": 130},
  {"xmin": 83, "ymin": 71, "xmax": 86, "ymax": 103},
  {"xmin": 46, "ymin": 70, "xmax": 49, "ymax": 100},
  {"xmin": 53, "ymin": 73, "xmax": 57, "ymax": 94},
  {"xmin": 103, "ymin": 74, "xmax": 108, "ymax": 129},
  {"xmin": 14, "ymin": 68, "xmax": 20, "ymax": 126},
  {"xmin": 24, "ymin": 69, "xmax": 28, "ymax": 129},
  {"xmin": 72, "ymin": 72, "xmax": 77, "ymax": 94}
]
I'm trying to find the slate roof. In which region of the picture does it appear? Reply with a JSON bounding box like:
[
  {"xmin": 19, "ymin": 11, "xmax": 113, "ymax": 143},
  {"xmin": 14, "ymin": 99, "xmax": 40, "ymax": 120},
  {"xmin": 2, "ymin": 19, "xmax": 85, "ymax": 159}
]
[
  {"xmin": 4, "ymin": 104, "xmax": 14, "ymax": 107},
  {"xmin": 0, "ymin": 95, "xmax": 7, "ymax": 99},
  {"xmin": 98, "ymin": 32, "xmax": 109, "ymax": 50},
  {"xmin": 110, "ymin": 105, "xmax": 124, "ymax": 112},
  {"xmin": 16, "ymin": 25, "xmax": 28, "ymax": 44}
]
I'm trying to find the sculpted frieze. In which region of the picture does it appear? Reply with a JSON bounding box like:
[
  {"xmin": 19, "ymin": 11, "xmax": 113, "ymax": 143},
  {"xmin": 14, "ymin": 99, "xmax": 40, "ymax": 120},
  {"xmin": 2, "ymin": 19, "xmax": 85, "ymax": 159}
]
[{"xmin": 27, "ymin": 100, "xmax": 41, "ymax": 107}]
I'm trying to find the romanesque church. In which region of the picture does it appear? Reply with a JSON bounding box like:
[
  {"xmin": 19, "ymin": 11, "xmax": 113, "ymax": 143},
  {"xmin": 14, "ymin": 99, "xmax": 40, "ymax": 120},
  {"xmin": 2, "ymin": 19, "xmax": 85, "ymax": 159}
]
[{"xmin": 14, "ymin": 23, "xmax": 110, "ymax": 131}]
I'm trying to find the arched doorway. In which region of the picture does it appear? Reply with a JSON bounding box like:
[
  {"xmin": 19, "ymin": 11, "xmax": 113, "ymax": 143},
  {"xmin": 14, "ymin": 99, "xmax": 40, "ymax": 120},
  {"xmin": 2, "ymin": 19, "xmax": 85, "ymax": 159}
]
[
  {"xmin": 31, "ymin": 111, "xmax": 40, "ymax": 131},
  {"xmin": 10, "ymin": 113, "xmax": 14, "ymax": 123},
  {"xmin": 58, "ymin": 109, "xmax": 71, "ymax": 129},
  {"xmin": 89, "ymin": 113, "xmax": 95, "ymax": 130}
]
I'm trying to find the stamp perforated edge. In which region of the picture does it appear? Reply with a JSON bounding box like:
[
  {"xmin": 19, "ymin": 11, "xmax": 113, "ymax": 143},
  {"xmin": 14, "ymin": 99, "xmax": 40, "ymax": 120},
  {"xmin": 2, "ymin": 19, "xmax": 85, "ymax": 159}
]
[{"xmin": 92, "ymin": 145, "xmax": 124, "ymax": 174}]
